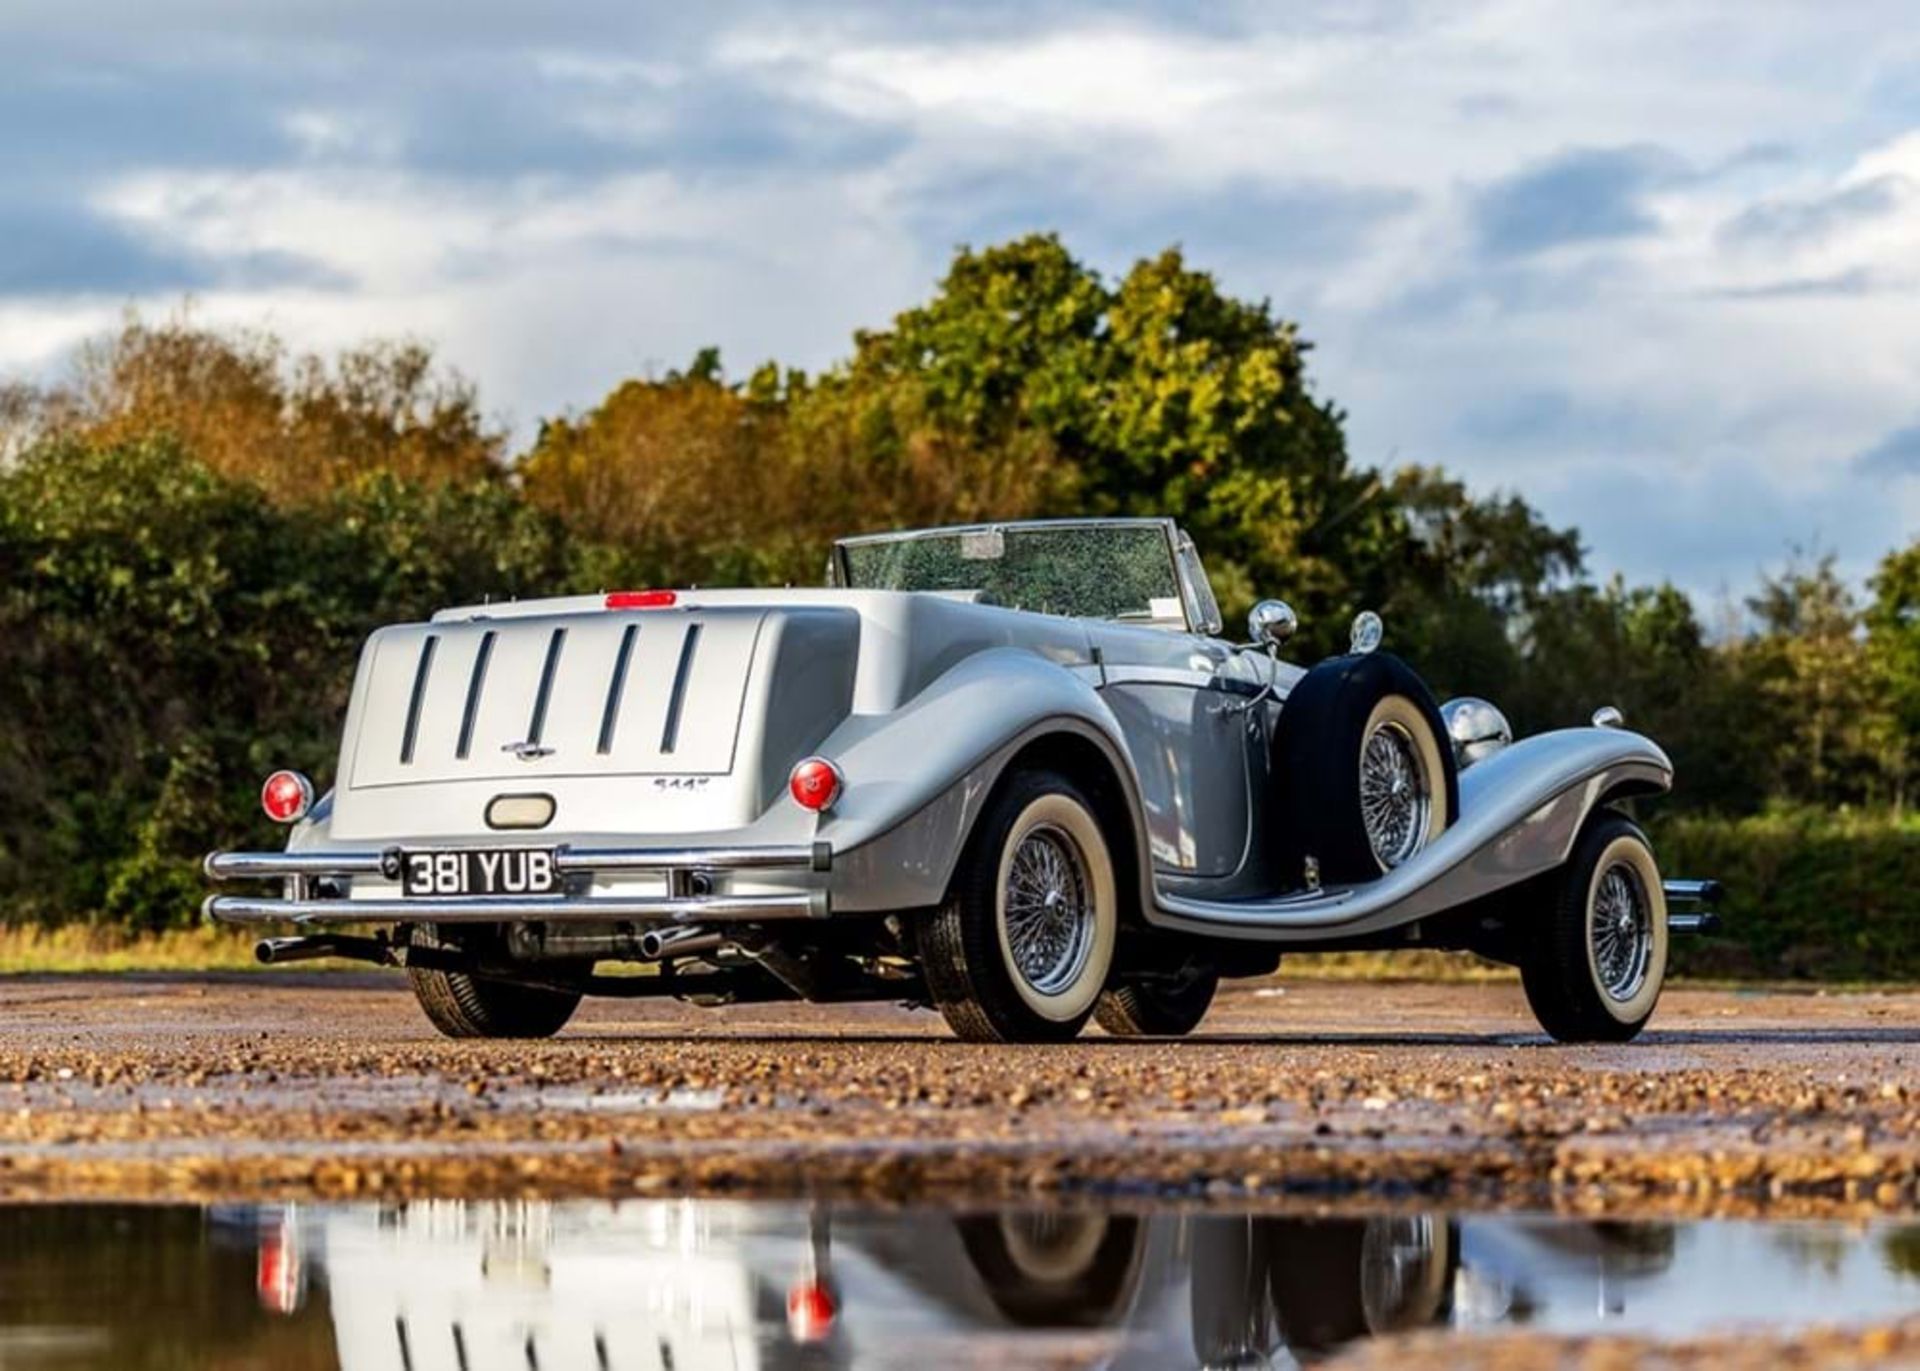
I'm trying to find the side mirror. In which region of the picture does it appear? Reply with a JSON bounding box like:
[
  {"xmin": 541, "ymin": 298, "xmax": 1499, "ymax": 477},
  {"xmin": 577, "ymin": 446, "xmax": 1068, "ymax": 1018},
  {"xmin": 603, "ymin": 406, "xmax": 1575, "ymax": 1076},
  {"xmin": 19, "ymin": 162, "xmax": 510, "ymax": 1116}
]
[{"xmin": 1247, "ymin": 599, "xmax": 1298, "ymax": 649}]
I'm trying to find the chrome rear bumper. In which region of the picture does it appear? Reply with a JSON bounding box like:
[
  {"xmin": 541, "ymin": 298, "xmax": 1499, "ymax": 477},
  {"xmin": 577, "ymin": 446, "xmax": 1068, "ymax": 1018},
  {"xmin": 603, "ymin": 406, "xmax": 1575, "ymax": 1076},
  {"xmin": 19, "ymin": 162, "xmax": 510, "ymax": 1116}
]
[{"xmin": 202, "ymin": 841, "xmax": 832, "ymax": 927}]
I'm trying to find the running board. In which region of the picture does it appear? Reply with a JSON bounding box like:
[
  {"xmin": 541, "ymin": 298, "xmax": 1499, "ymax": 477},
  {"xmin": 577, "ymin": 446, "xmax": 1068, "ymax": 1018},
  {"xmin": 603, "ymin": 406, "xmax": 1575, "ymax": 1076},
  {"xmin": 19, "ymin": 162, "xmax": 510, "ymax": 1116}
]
[{"xmin": 1146, "ymin": 727, "xmax": 1675, "ymax": 944}]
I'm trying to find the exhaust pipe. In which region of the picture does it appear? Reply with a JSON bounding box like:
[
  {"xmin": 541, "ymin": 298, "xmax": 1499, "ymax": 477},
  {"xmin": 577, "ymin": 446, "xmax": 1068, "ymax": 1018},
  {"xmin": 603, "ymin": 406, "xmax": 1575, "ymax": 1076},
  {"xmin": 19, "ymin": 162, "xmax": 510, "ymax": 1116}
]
[
  {"xmin": 639, "ymin": 925, "xmax": 726, "ymax": 960},
  {"xmin": 1663, "ymin": 878, "xmax": 1725, "ymax": 906},
  {"xmin": 255, "ymin": 934, "xmax": 393, "ymax": 966},
  {"xmin": 1663, "ymin": 877, "xmax": 1724, "ymax": 937}
]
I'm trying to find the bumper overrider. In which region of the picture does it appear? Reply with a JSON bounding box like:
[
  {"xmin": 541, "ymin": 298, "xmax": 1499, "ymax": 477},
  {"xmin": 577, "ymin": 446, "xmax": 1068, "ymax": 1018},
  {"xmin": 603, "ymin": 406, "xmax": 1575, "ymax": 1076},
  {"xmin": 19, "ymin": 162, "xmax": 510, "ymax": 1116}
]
[{"xmin": 202, "ymin": 842, "xmax": 834, "ymax": 926}]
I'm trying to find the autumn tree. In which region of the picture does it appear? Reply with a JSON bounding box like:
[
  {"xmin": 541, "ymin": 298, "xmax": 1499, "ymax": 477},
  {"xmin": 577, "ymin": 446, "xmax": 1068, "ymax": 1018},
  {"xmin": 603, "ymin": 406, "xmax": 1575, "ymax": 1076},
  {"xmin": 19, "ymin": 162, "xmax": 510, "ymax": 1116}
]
[{"xmin": 14, "ymin": 313, "xmax": 503, "ymax": 503}]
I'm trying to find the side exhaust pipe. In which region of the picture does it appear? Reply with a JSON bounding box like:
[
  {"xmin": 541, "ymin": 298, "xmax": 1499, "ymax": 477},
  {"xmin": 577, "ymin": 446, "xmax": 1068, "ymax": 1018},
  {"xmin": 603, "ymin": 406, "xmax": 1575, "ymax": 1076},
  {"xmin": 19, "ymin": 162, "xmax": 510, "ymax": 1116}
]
[
  {"xmin": 1664, "ymin": 878, "xmax": 1725, "ymax": 936},
  {"xmin": 255, "ymin": 934, "xmax": 394, "ymax": 966},
  {"xmin": 639, "ymin": 925, "xmax": 727, "ymax": 960}
]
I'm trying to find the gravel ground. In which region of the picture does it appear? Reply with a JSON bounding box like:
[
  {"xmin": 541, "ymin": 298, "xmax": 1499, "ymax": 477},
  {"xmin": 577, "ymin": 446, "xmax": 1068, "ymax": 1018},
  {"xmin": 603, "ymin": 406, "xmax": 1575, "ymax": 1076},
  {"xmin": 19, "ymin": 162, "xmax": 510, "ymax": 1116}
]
[
  {"xmin": 1323, "ymin": 1319, "xmax": 1920, "ymax": 1370},
  {"xmin": 0, "ymin": 973, "xmax": 1912, "ymax": 1211}
]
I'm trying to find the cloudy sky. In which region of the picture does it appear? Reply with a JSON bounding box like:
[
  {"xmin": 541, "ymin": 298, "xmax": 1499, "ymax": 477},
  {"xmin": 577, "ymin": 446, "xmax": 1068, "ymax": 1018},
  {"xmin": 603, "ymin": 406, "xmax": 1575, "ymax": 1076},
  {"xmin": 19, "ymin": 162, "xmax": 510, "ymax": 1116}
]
[{"xmin": 6, "ymin": 0, "xmax": 1920, "ymax": 599}]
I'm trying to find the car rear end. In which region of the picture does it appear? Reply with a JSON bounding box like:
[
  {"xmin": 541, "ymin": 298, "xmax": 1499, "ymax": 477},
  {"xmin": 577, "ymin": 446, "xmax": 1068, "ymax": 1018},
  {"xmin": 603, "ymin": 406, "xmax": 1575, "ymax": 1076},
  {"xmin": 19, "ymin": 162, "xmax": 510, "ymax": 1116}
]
[{"xmin": 204, "ymin": 592, "xmax": 861, "ymax": 957}]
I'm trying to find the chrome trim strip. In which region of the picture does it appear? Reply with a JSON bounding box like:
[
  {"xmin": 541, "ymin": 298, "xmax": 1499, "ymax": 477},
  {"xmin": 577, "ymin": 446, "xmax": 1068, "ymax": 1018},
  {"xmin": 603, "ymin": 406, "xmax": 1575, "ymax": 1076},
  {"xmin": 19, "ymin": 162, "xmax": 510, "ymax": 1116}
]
[
  {"xmin": 563, "ymin": 843, "xmax": 829, "ymax": 872},
  {"xmin": 205, "ymin": 890, "xmax": 825, "ymax": 926},
  {"xmin": 1096, "ymin": 664, "xmax": 1267, "ymax": 697},
  {"xmin": 206, "ymin": 850, "xmax": 389, "ymax": 879},
  {"xmin": 204, "ymin": 842, "xmax": 830, "ymax": 882}
]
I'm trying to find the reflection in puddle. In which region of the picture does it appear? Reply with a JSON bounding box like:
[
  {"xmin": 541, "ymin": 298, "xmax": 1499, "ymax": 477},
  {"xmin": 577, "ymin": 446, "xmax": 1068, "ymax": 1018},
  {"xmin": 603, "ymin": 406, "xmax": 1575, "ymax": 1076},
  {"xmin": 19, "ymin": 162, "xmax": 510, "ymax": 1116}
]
[{"xmin": 0, "ymin": 1201, "xmax": 1915, "ymax": 1367}]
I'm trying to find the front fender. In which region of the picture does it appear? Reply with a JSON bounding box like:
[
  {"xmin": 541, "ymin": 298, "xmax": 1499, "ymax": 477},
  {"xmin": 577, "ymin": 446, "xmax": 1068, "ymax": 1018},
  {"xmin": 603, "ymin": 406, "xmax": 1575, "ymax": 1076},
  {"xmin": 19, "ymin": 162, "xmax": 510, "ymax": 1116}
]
[
  {"xmin": 1149, "ymin": 726, "xmax": 1673, "ymax": 941},
  {"xmin": 817, "ymin": 648, "xmax": 1150, "ymax": 912}
]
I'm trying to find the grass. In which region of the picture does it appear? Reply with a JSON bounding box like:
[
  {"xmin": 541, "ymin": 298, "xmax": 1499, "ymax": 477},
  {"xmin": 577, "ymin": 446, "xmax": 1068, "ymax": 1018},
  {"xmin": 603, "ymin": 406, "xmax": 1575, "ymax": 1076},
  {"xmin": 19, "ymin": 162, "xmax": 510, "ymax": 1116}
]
[
  {"xmin": 0, "ymin": 925, "xmax": 1904, "ymax": 991},
  {"xmin": 1277, "ymin": 949, "xmax": 1516, "ymax": 981},
  {"xmin": 0, "ymin": 923, "xmax": 278, "ymax": 973}
]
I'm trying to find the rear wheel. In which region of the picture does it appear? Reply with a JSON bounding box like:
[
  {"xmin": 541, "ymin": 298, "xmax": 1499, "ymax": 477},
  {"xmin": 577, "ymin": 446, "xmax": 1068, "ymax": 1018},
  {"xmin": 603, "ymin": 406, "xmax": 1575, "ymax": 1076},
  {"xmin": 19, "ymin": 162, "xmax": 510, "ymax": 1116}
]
[
  {"xmin": 1094, "ymin": 963, "xmax": 1219, "ymax": 1037},
  {"xmin": 405, "ymin": 925, "xmax": 582, "ymax": 1039},
  {"xmin": 955, "ymin": 1212, "xmax": 1144, "ymax": 1327},
  {"xmin": 917, "ymin": 769, "xmax": 1119, "ymax": 1044},
  {"xmin": 1520, "ymin": 814, "xmax": 1669, "ymax": 1043}
]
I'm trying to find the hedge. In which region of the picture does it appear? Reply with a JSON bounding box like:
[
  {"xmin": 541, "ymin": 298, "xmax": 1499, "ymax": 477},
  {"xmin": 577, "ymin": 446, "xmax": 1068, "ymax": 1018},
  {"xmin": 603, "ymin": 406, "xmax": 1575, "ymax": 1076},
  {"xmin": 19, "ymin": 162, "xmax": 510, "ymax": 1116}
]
[{"xmin": 1654, "ymin": 809, "xmax": 1920, "ymax": 982}]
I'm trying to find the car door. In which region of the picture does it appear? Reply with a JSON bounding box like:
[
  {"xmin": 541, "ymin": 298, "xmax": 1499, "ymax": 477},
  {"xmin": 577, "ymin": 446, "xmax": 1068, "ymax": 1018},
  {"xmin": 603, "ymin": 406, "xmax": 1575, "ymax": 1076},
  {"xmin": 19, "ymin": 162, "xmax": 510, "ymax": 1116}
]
[{"xmin": 1084, "ymin": 620, "xmax": 1263, "ymax": 878}]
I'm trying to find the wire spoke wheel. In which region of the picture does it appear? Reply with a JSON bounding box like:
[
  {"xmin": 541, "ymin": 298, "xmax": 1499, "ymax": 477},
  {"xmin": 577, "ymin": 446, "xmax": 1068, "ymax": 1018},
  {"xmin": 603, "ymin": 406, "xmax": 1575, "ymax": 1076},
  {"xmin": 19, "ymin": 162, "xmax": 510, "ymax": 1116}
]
[
  {"xmin": 1359, "ymin": 719, "xmax": 1432, "ymax": 870},
  {"xmin": 1359, "ymin": 1216, "xmax": 1447, "ymax": 1333},
  {"xmin": 1589, "ymin": 860, "xmax": 1653, "ymax": 1002},
  {"xmin": 1003, "ymin": 822, "xmax": 1095, "ymax": 997},
  {"xmin": 919, "ymin": 770, "xmax": 1118, "ymax": 1042}
]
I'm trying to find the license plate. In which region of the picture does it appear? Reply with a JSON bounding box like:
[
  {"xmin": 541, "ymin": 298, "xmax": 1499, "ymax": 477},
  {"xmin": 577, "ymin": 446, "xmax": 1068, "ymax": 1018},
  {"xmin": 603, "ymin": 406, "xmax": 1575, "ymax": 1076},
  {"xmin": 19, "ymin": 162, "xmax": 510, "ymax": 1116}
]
[{"xmin": 400, "ymin": 848, "xmax": 560, "ymax": 898}]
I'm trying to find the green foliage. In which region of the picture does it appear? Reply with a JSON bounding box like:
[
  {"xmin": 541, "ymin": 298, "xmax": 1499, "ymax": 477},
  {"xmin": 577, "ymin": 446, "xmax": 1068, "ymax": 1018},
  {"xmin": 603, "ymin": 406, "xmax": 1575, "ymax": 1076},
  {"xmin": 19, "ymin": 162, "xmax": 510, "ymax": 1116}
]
[
  {"xmin": 0, "ymin": 436, "xmax": 573, "ymax": 926},
  {"xmin": 834, "ymin": 235, "xmax": 1400, "ymax": 645},
  {"xmin": 1657, "ymin": 809, "xmax": 1920, "ymax": 981},
  {"xmin": 1868, "ymin": 542, "xmax": 1920, "ymax": 808}
]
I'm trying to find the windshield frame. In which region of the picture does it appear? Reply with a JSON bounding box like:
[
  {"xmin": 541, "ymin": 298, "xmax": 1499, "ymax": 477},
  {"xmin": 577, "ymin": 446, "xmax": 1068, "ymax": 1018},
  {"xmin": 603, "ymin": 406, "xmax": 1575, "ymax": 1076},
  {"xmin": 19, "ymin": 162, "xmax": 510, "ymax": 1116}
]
[{"xmin": 831, "ymin": 518, "xmax": 1205, "ymax": 632}]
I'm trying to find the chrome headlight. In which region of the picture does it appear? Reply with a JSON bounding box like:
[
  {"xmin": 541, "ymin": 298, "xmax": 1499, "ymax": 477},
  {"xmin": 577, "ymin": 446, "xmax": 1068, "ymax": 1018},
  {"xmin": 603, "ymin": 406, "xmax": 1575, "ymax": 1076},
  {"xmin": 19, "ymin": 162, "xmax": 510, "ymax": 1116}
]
[{"xmin": 1440, "ymin": 697, "xmax": 1512, "ymax": 769}]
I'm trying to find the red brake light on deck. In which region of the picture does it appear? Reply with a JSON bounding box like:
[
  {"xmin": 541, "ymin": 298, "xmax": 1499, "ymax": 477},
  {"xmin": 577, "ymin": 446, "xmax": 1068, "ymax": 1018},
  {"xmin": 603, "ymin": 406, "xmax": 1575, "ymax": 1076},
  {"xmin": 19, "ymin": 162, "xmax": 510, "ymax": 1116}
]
[
  {"xmin": 605, "ymin": 590, "xmax": 677, "ymax": 610},
  {"xmin": 788, "ymin": 757, "xmax": 843, "ymax": 813},
  {"xmin": 261, "ymin": 770, "xmax": 314, "ymax": 824}
]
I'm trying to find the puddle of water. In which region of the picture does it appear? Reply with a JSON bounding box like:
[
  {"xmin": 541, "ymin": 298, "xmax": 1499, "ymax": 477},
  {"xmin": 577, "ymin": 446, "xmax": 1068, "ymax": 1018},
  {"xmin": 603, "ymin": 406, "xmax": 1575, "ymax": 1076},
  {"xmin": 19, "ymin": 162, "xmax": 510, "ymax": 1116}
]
[{"xmin": 0, "ymin": 1200, "xmax": 1913, "ymax": 1368}]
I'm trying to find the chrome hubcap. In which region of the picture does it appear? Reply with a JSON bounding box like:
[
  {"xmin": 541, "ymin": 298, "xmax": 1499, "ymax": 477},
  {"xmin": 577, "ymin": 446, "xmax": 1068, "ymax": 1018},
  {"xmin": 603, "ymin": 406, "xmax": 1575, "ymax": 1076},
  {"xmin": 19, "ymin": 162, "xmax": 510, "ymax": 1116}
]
[
  {"xmin": 1360, "ymin": 719, "xmax": 1431, "ymax": 870},
  {"xmin": 1004, "ymin": 823, "xmax": 1095, "ymax": 997},
  {"xmin": 1591, "ymin": 860, "xmax": 1653, "ymax": 1001}
]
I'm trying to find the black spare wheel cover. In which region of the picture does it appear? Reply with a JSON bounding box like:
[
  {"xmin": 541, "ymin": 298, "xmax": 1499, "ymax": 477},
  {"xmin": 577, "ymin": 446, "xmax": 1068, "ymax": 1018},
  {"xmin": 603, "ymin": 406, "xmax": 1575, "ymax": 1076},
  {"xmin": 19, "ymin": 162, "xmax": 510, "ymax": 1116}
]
[{"xmin": 1269, "ymin": 651, "xmax": 1459, "ymax": 886}]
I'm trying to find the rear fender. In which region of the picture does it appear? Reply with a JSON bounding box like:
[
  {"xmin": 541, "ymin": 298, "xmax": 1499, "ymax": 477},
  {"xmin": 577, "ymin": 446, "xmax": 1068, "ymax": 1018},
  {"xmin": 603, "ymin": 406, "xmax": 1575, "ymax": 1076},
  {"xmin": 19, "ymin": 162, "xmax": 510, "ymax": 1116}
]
[{"xmin": 818, "ymin": 648, "xmax": 1154, "ymax": 913}]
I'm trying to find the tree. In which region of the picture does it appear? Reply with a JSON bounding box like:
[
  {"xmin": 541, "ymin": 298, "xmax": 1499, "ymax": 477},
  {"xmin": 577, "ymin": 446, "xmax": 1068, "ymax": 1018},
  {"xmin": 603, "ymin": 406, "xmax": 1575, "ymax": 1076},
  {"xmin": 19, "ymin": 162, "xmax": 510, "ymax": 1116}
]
[
  {"xmin": 1866, "ymin": 539, "xmax": 1920, "ymax": 811},
  {"xmin": 520, "ymin": 366, "xmax": 789, "ymax": 589},
  {"xmin": 13, "ymin": 313, "xmax": 503, "ymax": 504},
  {"xmin": 0, "ymin": 436, "xmax": 570, "ymax": 927},
  {"xmin": 1743, "ymin": 552, "xmax": 1891, "ymax": 807},
  {"xmin": 825, "ymin": 235, "xmax": 1399, "ymax": 648}
]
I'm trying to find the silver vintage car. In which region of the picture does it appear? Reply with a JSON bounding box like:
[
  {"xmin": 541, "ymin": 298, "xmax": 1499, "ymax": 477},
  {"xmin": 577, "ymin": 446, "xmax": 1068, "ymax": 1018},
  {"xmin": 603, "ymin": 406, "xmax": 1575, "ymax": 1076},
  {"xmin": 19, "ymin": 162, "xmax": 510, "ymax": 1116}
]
[{"xmin": 205, "ymin": 518, "xmax": 1720, "ymax": 1043}]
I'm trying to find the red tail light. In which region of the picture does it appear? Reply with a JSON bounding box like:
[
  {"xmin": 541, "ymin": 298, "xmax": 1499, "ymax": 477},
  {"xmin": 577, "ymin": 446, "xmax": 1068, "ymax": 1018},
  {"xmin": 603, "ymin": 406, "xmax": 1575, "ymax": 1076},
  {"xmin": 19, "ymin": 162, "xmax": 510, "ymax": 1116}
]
[
  {"xmin": 261, "ymin": 770, "xmax": 314, "ymax": 824},
  {"xmin": 786, "ymin": 1278, "xmax": 837, "ymax": 1343},
  {"xmin": 788, "ymin": 757, "xmax": 842, "ymax": 813},
  {"xmin": 256, "ymin": 1219, "xmax": 305, "ymax": 1315},
  {"xmin": 605, "ymin": 590, "xmax": 677, "ymax": 609}
]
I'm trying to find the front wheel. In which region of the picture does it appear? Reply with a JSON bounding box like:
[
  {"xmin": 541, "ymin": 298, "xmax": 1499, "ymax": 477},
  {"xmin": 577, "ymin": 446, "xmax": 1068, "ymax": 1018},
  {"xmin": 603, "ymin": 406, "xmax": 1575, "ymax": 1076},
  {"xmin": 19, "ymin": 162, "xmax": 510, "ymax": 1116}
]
[
  {"xmin": 1520, "ymin": 814, "xmax": 1669, "ymax": 1043},
  {"xmin": 917, "ymin": 769, "xmax": 1119, "ymax": 1043}
]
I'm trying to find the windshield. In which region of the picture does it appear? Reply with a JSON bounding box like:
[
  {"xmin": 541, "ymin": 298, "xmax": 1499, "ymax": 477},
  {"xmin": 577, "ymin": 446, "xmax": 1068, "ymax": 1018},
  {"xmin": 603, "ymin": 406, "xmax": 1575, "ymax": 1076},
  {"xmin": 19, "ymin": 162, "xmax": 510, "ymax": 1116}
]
[{"xmin": 835, "ymin": 523, "xmax": 1187, "ymax": 625}]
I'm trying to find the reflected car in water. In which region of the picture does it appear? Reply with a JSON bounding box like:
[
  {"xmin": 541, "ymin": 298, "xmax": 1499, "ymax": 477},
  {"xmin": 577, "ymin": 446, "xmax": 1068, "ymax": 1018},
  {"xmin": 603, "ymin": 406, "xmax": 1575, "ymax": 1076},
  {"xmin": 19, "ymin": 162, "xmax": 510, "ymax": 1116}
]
[{"xmin": 247, "ymin": 1198, "xmax": 1687, "ymax": 1369}]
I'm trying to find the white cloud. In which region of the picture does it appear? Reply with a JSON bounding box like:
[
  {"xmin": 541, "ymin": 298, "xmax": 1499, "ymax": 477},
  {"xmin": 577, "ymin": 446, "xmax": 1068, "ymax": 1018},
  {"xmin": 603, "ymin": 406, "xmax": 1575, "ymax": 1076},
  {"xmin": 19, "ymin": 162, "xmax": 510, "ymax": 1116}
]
[{"xmin": 2, "ymin": 0, "xmax": 1919, "ymax": 595}]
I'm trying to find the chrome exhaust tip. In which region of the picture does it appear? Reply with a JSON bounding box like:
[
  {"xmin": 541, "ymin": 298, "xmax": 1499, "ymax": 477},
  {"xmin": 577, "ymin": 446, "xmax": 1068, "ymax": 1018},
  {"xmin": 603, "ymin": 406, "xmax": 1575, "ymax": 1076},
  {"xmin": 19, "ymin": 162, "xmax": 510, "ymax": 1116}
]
[{"xmin": 639, "ymin": 925, "xmax": 726, "ymax": 960}]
